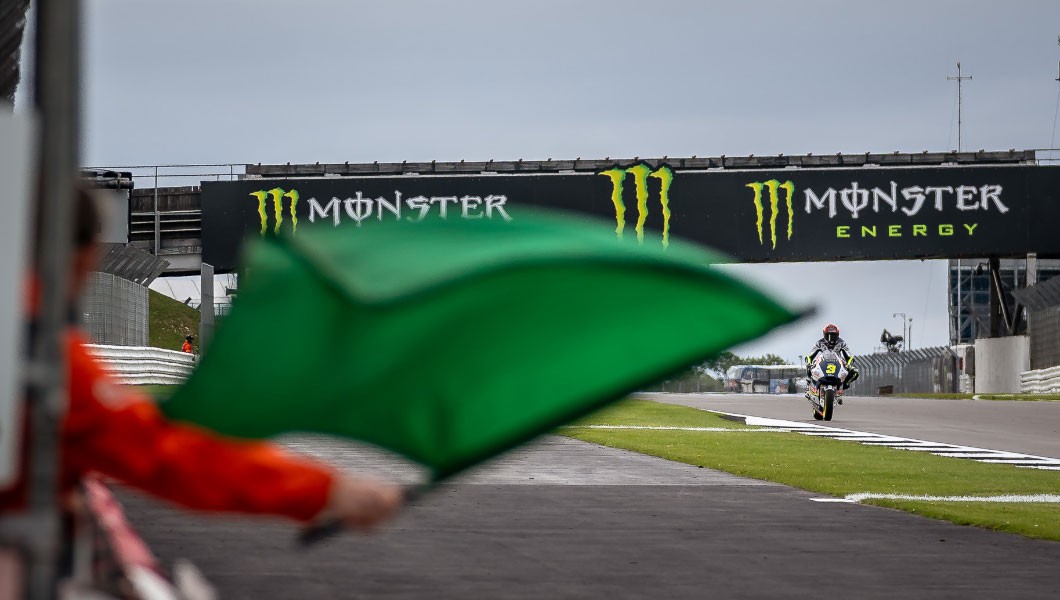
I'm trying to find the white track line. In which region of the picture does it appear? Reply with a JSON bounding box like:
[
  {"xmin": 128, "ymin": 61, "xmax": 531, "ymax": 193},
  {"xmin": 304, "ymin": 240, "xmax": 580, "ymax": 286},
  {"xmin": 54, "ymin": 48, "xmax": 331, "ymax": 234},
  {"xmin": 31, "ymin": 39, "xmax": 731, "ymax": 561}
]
[
  {"xmin": 566, "ymin": 417, "xmax": 1060, "ymax": 470},
  {"xmin": 559, "ymin": 425, "xmax": 774, "ymax": 432},
  {"xmin": 570, "ymin": 415, "xmax": 1060, "ymax": 502},
  {"xmin": 824, "ymin": 493, "xmax": 1060, "ymax": 504},
  {"xmin": 713, "ymin": 411, "xmax": 1060, "ymax": 470}
]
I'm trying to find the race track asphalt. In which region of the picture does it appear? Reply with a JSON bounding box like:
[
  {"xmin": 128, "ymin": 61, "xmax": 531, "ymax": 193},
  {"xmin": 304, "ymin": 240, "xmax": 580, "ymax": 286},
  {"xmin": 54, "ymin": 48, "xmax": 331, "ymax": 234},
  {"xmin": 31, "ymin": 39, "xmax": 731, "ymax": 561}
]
[{"xmin": 118, "ymin": 431, "xmax": 1060, "ymax": 599}]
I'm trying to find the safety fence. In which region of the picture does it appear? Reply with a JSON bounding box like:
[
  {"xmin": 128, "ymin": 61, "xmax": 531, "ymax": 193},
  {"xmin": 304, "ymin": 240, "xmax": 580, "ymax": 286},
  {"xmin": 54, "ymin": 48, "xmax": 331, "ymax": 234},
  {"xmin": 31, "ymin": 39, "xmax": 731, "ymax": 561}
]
[
  {"xmin": 1029, "ymin": 305, "xmax": 1060, "ymax": 370},
  {"xmin": 1020, "ymin": 366, "xmax": 1060, "ymax": 394},
  {"xmin": 849, "ymin": 346, "xmax": 958, "ymax": 395},
  {"xmin": 82, "ymin": 272, "xmax": 149, "ymax": 347},
  {"xmin": 86, "ymin": 344, "xmax": 195, "ymax": 386}
]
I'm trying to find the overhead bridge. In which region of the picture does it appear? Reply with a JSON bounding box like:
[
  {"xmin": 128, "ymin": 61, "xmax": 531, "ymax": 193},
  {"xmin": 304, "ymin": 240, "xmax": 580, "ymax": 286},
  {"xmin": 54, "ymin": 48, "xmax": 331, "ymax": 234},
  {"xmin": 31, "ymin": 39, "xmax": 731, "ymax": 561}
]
[
  {"xmin": 91, "ymin": 149, "xmax": 1043, "ymax": 277},
  {"xmin": 88, "ymin": 151, "xmax": 1060, "ymax": 347}
]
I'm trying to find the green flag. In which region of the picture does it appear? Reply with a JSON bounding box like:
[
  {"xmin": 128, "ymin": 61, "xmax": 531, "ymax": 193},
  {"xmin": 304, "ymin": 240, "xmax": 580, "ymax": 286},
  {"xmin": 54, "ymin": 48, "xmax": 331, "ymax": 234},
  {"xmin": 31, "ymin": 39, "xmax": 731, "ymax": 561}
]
[{"xmin": 162, "ymin": 210, "xmax": 801, "ymax": 481}]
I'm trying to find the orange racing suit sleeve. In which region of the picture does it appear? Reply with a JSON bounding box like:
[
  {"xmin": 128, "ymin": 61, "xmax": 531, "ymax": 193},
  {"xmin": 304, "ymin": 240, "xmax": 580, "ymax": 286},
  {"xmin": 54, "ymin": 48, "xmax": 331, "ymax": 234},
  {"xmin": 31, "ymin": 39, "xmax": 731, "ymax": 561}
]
[{"xmin": 62, "ymin": 331, "xmax": 334, "ymax": 522}]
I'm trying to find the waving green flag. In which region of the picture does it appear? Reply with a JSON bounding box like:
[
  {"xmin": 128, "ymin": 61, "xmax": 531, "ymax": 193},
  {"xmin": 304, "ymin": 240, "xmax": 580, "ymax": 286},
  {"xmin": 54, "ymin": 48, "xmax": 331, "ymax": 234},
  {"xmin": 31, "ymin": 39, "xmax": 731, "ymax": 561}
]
[{"xmin": 162, "ymin": 210, "xmax": 801, "ymax": 481}]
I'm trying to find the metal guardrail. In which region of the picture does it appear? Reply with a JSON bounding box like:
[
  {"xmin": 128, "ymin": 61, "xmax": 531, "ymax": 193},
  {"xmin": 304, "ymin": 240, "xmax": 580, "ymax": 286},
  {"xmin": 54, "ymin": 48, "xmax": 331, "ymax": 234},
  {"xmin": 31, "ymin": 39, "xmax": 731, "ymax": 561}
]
[
  {"xmin": 69, "ymin": 476, "xmax": 217, "ymax": 599},
  {"xmin": 1020, "ymin": 366, "xmax": 1060, "ymax": 394},
  {"xmin": 85, "ymin": 344, "xmax": 195, "ymax": 386}
]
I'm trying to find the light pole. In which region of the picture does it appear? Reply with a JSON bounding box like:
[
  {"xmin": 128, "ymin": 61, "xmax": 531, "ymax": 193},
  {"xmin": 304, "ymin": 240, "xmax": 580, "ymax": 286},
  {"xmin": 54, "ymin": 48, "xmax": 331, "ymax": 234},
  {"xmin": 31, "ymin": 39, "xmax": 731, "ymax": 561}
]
[{"xmin": 892, "ymin": 312, "xmax": 908, "ymax": 350}]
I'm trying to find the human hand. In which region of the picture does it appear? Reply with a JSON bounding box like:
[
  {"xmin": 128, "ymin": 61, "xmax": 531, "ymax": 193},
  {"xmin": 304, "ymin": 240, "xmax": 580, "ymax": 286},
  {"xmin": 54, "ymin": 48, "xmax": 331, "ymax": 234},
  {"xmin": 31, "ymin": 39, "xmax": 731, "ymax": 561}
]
[{"xmin": 317, "ymin": 474, "xmax": 404, "ymax": 531}]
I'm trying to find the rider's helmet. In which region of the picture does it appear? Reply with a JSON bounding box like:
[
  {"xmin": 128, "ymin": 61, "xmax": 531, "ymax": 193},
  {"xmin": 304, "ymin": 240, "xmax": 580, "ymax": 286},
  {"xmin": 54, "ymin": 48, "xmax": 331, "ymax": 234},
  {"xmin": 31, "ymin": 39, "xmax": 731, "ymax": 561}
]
[{"xmin": 823, "ymin": 323, "xmax": 840, "ymax": 348}]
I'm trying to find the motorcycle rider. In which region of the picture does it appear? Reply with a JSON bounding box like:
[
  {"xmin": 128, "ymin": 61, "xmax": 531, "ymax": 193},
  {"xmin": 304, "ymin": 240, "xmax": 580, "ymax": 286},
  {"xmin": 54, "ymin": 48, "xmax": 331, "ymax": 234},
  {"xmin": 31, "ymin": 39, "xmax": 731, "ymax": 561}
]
[{"xmin": 805, "ymin": 323, "xmax": 859, "ymax": 403}]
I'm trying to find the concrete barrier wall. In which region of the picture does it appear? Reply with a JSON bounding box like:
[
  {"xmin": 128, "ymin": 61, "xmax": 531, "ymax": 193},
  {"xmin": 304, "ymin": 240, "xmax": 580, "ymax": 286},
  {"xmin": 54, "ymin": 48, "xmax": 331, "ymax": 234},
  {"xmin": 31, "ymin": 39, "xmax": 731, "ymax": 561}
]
[
  {"xmin": 86, "ymin": 344, "xmax": 194, "ymax": 386},
  {"xmin": 973, "ymin": 336, "xmax": 1030, "ymax": 394}
]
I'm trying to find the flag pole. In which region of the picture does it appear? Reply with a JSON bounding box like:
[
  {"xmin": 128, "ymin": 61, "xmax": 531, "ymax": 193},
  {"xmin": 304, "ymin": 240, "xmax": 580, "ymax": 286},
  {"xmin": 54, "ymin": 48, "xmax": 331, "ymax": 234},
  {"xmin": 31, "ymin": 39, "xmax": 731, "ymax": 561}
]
[{"xmin": 298, "ymin": 485, "xmax": 429, "ymax": 546}]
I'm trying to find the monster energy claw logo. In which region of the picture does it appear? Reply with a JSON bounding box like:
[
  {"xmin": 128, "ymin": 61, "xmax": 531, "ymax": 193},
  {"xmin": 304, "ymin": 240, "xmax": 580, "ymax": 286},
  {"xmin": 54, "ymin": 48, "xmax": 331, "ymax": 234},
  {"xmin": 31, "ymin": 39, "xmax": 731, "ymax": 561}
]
[
  {"xmin": 598, "ymin": 164, "xmax": 673, "ymax": 247},
  {"xmin": 250, "ymin": 188, "xmax": 300, "ymax": 236},
  {"xmin": 745, "ymin": 180, "xmax": 794, "ymax": 249}
]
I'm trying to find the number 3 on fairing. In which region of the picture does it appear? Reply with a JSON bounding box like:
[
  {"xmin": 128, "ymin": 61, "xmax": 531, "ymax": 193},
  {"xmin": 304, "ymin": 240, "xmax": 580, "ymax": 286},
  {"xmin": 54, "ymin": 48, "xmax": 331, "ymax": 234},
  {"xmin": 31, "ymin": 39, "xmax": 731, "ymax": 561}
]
[{"xmin": 826, "ymin": 364, "xmax": 837, "ymax": 374}]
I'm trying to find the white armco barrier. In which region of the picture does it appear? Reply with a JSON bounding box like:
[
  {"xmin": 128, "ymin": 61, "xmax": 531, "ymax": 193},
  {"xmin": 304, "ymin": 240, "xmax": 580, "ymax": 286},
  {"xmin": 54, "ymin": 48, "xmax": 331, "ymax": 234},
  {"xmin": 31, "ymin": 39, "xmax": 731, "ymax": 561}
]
[
  {"xmin": 86, "ymin": 344, "xmax": 195, "ymax": 386},
  {"xmin": 1019, "ymin": 366, "xmax": 1060, "ymax": 394}
]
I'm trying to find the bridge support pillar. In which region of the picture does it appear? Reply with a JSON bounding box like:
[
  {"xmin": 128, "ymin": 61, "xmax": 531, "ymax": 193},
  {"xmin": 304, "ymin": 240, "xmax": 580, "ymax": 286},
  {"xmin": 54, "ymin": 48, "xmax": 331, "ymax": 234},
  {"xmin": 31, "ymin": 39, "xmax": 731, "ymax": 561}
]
[
  {"xmin": 199, "ymin": 263, "xmax": 214, "ymax": 351},
  {"xmin": 988, "ymin": 257, "xmax": 1005, "ymax": 337}
]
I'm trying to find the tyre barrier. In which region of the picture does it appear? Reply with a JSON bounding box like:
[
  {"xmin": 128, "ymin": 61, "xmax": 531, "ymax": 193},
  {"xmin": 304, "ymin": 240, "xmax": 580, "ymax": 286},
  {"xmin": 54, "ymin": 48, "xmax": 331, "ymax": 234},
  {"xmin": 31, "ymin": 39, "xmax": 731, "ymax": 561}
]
[
  {"xmin": 1019, "ymin": 366, "xmax": 1060, "ymax": 394},
  {"xmin": 85, "ymin": 344, "xmax": 195, "ymax": 386}
]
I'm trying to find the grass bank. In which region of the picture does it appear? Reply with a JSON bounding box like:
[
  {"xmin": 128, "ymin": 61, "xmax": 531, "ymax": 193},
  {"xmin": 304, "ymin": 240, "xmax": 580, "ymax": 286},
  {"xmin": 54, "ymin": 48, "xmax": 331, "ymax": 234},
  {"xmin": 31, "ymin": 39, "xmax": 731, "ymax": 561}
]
[
  {"xmin": 138, "ymin": 385, "xmax": 179, "ymax": 401},
  {"xmin": 561, "ymin": 399, "xmax": 1060, "ymax": 541},
  {"xmin": 148, "ymin": 289, "xmax": 200, "ymax": 352}
]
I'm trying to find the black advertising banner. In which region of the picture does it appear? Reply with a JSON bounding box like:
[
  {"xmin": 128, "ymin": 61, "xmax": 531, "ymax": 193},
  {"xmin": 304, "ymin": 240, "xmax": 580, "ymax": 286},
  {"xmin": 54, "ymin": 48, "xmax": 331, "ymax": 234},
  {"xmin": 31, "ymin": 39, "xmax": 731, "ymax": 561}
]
[{"xmin": 201, "ymin": 165, "xmax": 1060, "ymax": 271}]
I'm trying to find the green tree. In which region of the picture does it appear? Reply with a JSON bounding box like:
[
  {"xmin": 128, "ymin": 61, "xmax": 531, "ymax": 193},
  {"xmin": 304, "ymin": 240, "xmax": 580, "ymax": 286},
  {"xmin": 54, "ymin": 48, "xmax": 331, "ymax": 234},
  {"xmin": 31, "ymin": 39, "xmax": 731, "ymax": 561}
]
[
  {"xmin": 701, "ymin": 351, "xmax": 789, "ymax": 378},
  {"xmin": 743, "ymin": 353, "xmax": 788, "ymax": 366},
  {"xmin": 701, "ymin": 351, "xmax": 739, "ymax": 378}
]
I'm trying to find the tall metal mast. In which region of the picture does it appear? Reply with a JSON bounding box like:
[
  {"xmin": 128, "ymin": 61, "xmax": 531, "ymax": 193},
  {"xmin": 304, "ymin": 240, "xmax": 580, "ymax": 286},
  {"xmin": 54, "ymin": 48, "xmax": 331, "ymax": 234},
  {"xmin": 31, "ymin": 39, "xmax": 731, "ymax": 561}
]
[{"xmin": 947, "ymin": 62, "xmax": 973, "ymax": 152}]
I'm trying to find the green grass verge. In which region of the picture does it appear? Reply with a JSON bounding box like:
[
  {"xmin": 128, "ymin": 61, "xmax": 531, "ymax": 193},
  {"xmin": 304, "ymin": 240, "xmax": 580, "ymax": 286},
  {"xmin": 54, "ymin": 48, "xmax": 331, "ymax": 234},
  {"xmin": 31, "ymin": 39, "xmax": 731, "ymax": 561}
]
[
  {"xmin": 561, "ymin": 399, "xmax": 1060, "ymax": 541},
  {"xmin": 136, "ymin": 385, "xmax": 180, "ymax": 402}
]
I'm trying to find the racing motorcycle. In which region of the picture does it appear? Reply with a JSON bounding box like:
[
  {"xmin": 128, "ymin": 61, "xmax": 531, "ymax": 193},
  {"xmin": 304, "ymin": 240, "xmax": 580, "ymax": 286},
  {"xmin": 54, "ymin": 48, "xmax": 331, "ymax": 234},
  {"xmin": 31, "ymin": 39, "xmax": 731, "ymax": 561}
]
[{"xmin": 805, "ymin": 350, "xmax": 848, "ymax": 421}]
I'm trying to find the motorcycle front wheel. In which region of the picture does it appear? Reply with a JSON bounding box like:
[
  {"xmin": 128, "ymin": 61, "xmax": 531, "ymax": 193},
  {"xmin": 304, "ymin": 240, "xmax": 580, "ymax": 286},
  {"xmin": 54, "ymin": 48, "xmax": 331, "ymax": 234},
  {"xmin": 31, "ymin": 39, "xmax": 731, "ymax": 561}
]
[{"xmin": 823, "ymin": 388, "xmax": 835, "ymax": 421}]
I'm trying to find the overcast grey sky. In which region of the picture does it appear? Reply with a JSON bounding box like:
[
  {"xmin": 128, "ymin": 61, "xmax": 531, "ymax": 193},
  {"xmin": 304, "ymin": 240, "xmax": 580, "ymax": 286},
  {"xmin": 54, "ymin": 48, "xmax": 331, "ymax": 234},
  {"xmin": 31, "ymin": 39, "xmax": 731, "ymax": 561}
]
[{"xmin": 20, "ymin": 0, "xmax": 1060, "ymax": 362}]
